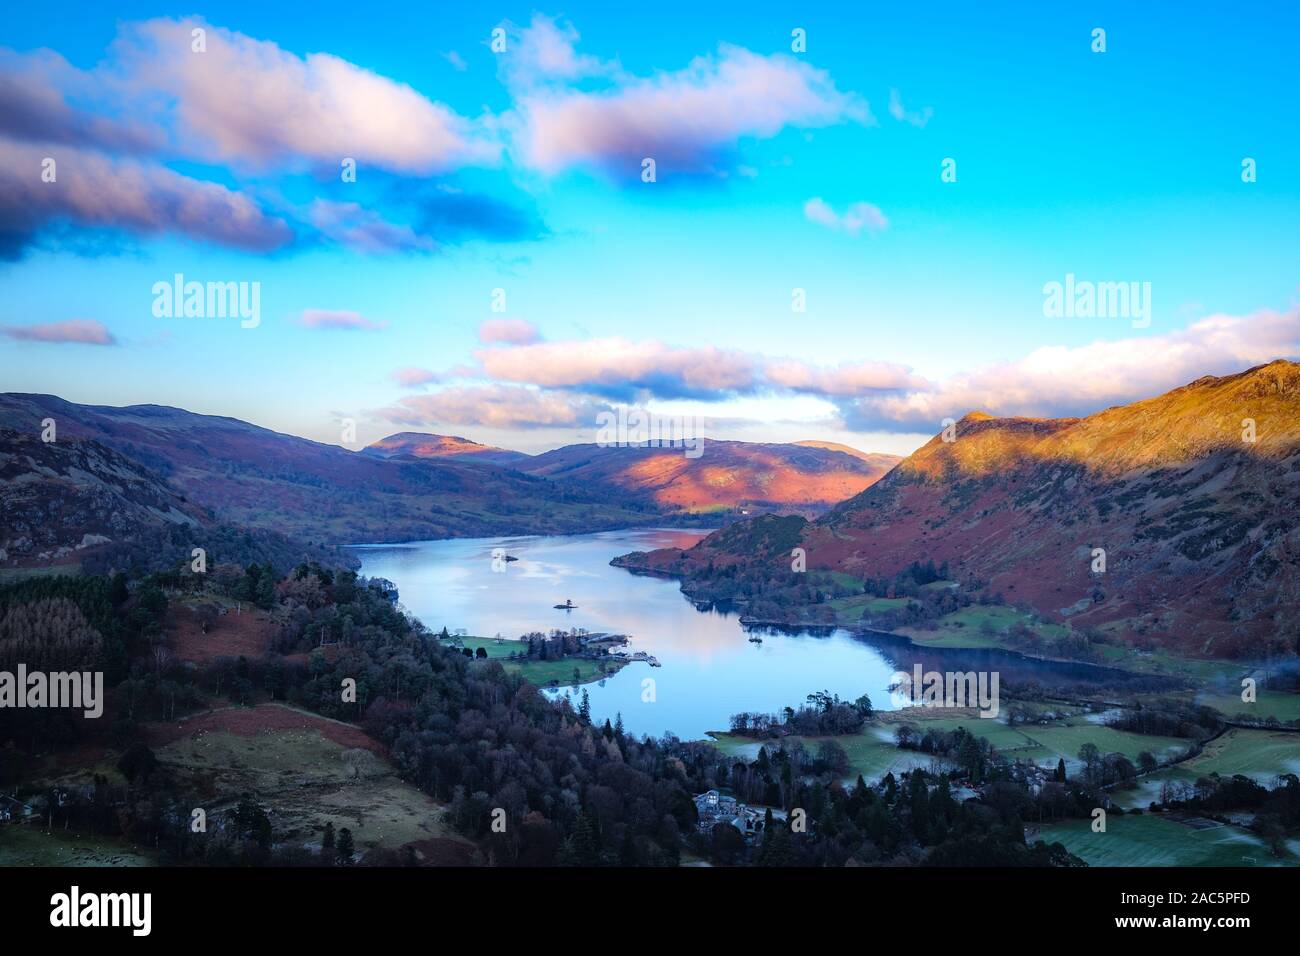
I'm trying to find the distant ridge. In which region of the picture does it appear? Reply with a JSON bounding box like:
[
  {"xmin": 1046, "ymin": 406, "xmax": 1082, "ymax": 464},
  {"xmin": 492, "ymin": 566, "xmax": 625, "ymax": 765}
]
[
  {"xmin": 363, "ymin": 432, "xmax": 531, "ymax": 466},
  {"xmin": 516, "ymin": 439, "xmax": 902, "ymax": 518},
  {"xmin": 0, "ymin": 394, "xmax": 658, "ymax": 548},
  {"xmin": 368, "ymin": 431, "xmax": 903, "ymax": 518}
]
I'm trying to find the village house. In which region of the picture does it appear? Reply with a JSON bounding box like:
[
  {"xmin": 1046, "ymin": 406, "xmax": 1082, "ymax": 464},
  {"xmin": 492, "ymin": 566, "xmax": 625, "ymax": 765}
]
[{"xmin": 693, "ymin": 790, "xmax": 785, "ymax": 844}]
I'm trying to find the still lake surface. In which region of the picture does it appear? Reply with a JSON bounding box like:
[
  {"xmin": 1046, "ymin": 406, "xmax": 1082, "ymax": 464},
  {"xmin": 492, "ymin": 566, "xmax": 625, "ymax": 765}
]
[{"xmin": 352, "ymin": 528, "xmax": 1161, "ymax": 740}]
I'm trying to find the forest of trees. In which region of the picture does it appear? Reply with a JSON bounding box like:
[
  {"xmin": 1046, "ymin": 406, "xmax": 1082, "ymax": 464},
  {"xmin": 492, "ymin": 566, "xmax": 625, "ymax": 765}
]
[
  {"xmin": 729, "ymin": 691, "xmax": 873, "ymax": 738},
  {"xmin": 0, "ymin": 558, "xmax": 1140, "ymax": 867}
]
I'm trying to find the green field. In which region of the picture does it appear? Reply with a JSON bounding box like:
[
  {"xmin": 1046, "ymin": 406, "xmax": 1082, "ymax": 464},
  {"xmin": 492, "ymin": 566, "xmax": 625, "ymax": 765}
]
[
  {"xmin": 1179, "ymin": 729, "xmax": 1300, "ymax": 780},
  {"xmin": 1119, "ymin": 728, "xmax": 1300, "ymax": 808},
  {"xmin": 888, "ymin": 712, "xmax": 1046, "ymax": 753},
  {"xmin": 707, "ymin": 729, "xmax": 941, "ymax": 782},
  {"xmin": 827, "ymin": 592, "xmax": 909, "ymax": 622},
  {"xmin": 885, "ymin": 711, "xmax": 1190, "ymax": 773},
  {"xmin": 1196, "ymin": 690, "xmax": 1300, "ymax": 724},
  {"xmin": 1035, "ymin": 813, "xmax": 1296, "ymax": 867},
  {"xmin": 1158, "ymin": 729, "xmax": 1299, "ymax": 783},
  {"xmin": 1021, "ymin": 722, "xmax": 1190, "ymax": 771},
  {"xmin": 446, "ymin": 636, "xmax": 630, "ymax": 687},
  {"xmin": 897, "ymin": 605, "xmax": 1071, "ymax": 650},
  {"xmin": 0, "ymin": 826, "xmax": 154, "ymax": 866},
  {"xmin": 877, "ymin": 603, "xmax": 1245, "ymax": 683},
  {"xmin": 707, "ymin": 709, "xmax": 1193, "ymax": 786}
]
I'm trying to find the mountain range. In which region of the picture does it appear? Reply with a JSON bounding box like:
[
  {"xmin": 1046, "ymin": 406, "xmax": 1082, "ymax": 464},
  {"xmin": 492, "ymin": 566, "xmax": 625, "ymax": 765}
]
[
  {"xmin": 8, "ymin": 361, "xmax": 1299, "ymax": 655},
  {"xmin": 363, "ymin": 433, "xmax": 898, "ymax": 517},
  {"xmin": 0, "ymin": 394, "xmax": 657, "ymax": 557},
  {"xmin": 0, "ymin": 393, "xmax": 897, "ymax": 568}
]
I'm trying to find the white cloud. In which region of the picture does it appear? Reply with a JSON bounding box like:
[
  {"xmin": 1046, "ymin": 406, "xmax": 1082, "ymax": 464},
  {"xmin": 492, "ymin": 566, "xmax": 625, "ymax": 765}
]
[
  {"xmin": 843, "ymin": 307, "xmax": 1300, "ymax": 430},
  {"xmin": 116, "ymin": 18, "xmax": 499, "ymax": 173},
  {"xmin": 378, "ymin": 384, "xmax": 607, "ymax": 429},
  {"xmin": 888, "ymin": 88, "xmax": 933, "ymax": 128},
  {"xmin": 478, "ymin": 318, "xmax": 541, "ymax": 344},
  {"xmin": 804, "ymin": 197, "xmax": 888, "ymax": 235},
  {"xmin": 514, "ymin": 44, "xmax": 868, "ymax": 176}
]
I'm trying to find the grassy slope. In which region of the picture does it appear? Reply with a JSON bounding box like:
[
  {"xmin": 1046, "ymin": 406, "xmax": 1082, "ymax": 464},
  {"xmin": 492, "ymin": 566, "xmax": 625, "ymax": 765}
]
[
  {"xmin": 1035, "ymin": 814, "xmax": 1296, "ymax": 867},
  {"xmin": 153, "ymin": 723, "xmax": 467, "ymax": 859},
  {"xmin": 868, "ymin": 602, "xmax": 1247, "ymax": 682}
]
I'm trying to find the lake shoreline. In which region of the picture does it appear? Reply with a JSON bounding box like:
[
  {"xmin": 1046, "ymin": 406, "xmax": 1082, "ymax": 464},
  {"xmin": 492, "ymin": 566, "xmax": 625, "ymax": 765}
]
[{"xmin": 354, "ymin": 528, "xmax": 1213, "ymax": 741}]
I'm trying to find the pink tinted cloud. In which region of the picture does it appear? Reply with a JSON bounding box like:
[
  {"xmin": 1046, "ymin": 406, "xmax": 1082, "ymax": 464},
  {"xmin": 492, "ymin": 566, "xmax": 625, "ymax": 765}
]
[
  {"xmin": 843, "ymin": 307, "xmax": 1300, "ymax": 430},
  {"xmin": 307, "ymin": 200, "xmax": 434, "ymax": 254},
  {"xmin": 2, "ymin": 319, "xmax": 116, "ymax": 345},
  {"xmin": 515, "ymin": 44, "xmax": 868, "ymax": 175},
  {"xmin": 478, "ymin": 318, "xmax": 540, "ymax": 344},
  {"xmin": 379, "ymin": 385, "xmax": 605, "ymax": 429},
  {"xmin": 384, "ymin": 308, "xmax": 1300, "ymax": 436},
  {"xmin": 764, "ymin": 359, "xmax": 925, "ymax": 395},
  {"xmin": 116, "ymin": 18, "xmax": 498, "ymax": 173},
  {"xmin": 0, "ymin": 140, "xmax": 292, "ymax": 253},
  {"xmin": 298, "ymin": 309, "xmax": 387, "ymax": 331},
  {"xmin": 391, "ymin": 366, "xmax": 441, "ymax": 387},
  {"xmin": 0, "ymin": 49, "xmax": 160, "ymax": 152},
  {"xmin": 466, "ymin": 337, "xmax": 920, "ymax": 402},
  {"xmin": 475, "ymin": 338, "xmax": 759, "ymax": 398},
  {"xmin": 501, "ymin": 14, "xmax": 613, "ymax": 87}
]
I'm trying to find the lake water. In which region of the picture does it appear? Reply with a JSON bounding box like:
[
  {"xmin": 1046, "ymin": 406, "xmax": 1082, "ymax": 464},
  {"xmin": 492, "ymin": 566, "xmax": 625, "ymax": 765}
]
[{"xmin": 352, "ymin": 528, "xmax": 1170, "ymax": 740}]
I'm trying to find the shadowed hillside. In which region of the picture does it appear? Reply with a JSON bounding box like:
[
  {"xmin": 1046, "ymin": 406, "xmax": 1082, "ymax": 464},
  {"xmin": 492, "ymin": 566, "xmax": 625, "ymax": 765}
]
[{"xmin": 0, "ymin": 394, "xmax": 660, "ymax": 548}]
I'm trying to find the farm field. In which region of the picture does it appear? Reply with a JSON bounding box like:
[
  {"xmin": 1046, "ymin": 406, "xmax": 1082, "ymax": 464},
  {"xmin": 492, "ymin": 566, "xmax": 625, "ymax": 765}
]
[
  {"xmin": 1021, "ymin": 723, "xmax": 1190, "ymax": 772},
  {"xmin": 707, "ymin": 729, "xmax": 941, "ymax": 782},
  {"xmin": 1035, "ymin": 813, "xmax": 1296, "ymax": 867},
  {"xmin": 1116, "ymin": 728, "xmax": 1300, "ymax": 808},
  {"xmin": 1174, "ymin": 728, "xmax": 1300, "ymax": 782},
  {"xmin": 894, "ymin": 605, "xmax": 1070, "ymax": 647},
  {"xmin": 827, "ymin": 592, "xmax": 909, "ymax": 624},
  {"xmin": 883, "ymin": 711, "xmax": 1190, "ymax": 774},
  {"xmin": 0, "ymin": 826, "xmax": 155, "ymax": 866},
  {"xmin": 1141, "ymin": 729, "xmax": 1300, "ymax": 788},
  {"xmin": 707, "ymin": 709, "xmax": 1191, "ymax": 785},
  {"xmin": 1195, "ymin": 690, "xmax": 1300, "ymax": 724}
]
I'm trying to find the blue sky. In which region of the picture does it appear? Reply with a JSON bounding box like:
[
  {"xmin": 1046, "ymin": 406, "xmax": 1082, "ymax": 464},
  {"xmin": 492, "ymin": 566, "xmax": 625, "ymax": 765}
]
[{"xmin": 2, "ymin": 2, "xmax": 1298, "ymax": 454}]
